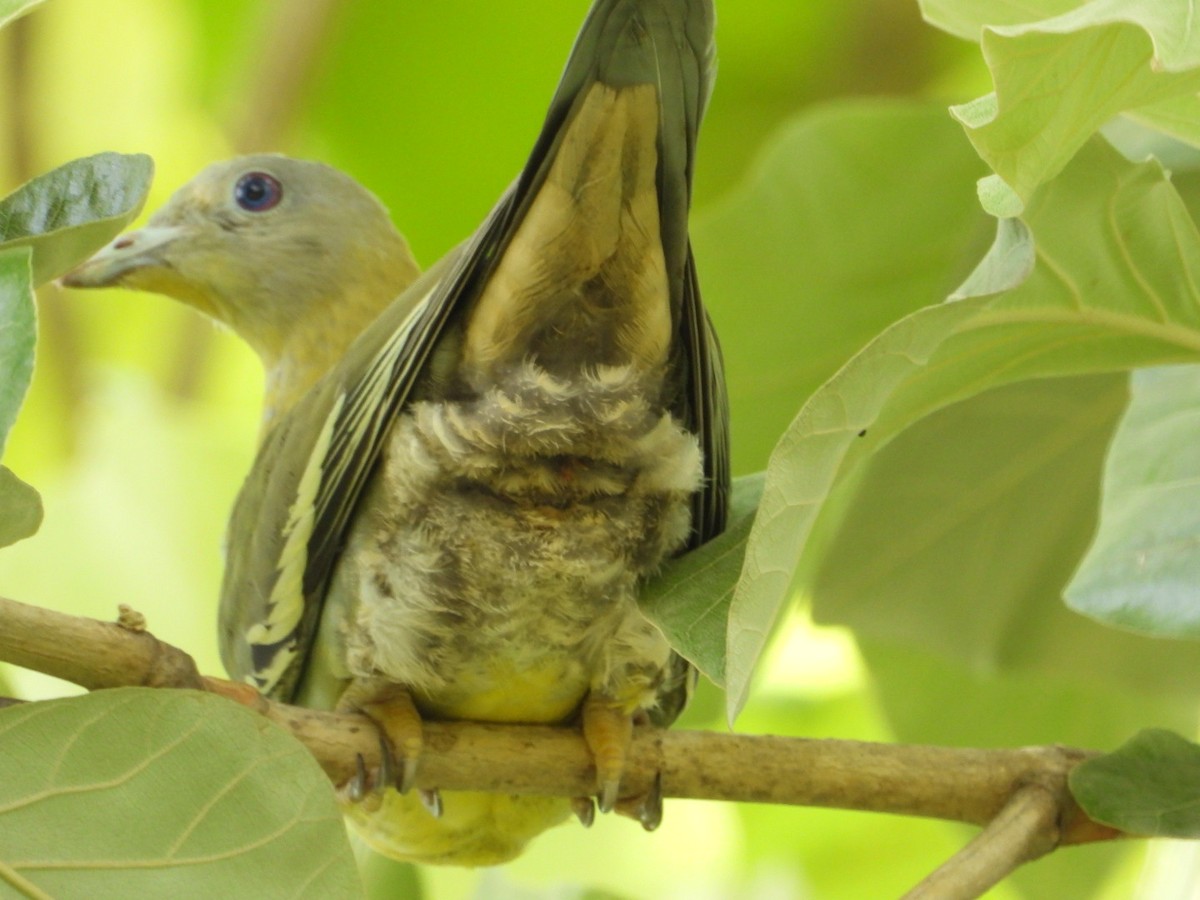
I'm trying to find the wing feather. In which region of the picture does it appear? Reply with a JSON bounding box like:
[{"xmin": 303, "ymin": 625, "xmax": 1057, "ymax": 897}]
[{"xmin": 219, "ymin": 0, "xmax": 725, "ymax": 703}]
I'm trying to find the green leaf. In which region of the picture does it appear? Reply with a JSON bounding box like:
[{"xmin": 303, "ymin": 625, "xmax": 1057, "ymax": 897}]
[
  {"xmin": 0, "ymin": 688, "xmax": 361, "ymax": 898},
  {"xmin": 944, "ymin": 1, "xmax": 1200, "ymax": 205},
  {"xmin": 0, "ymin": 0, "xmax": 46, "ymax": 30},
  {"xmin": 1127, "ymin": 94, "xmax": 1200, "ymax": 152},
  {"xmin": 1101, "ymin": 114, "xmax": 1200, "ymax": 172},
  {"xmin": 819, "ymin": 373, "xmax": 1200, "ymax": 699},
  {"xmin": 975, "ymin": 173, "xmax": 1024, "ymax": 218},
  {"xmin": 1071, "ymin": 729, "xmax": 1200, "ymax": 837},
  {"xmin": 0, "ymin": 246, "xmax": 34, "ymax": 457},
  {"xmin": 948, "ymin": 215, "xmax": 1033, "ymax": 299},
  {"xmin": 641, "ymin": 473, "xmax": 764, "ymax": 685},
  {"xmin": 1066, "ymin": 364, "xmax": 1200, "ymax": 638},
  {"xmin": 919, "ymin": 0, "xmax": 1082, "ymax": 41},
  {"xmin": 725, "ymin": 137, "xmax": 1200, "ymax": 720},
  {"xmin": 692, "ymin": 100, "xmax": 991, "ymax": 471},
  {"xmin": 0, "ymin": 152, "xmax": 153, "ymax": 287},
  {"xmin": 0, "ymin": 465, "xmax": 41, "ymax": 547},
  {"xmin": 812, "ymin": 374, "xmax": 1128, "ymax": 670}
]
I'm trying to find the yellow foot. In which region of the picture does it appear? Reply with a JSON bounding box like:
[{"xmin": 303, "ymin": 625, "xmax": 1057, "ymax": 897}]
[
  {"xmin": 337, "ymin": 681, "xmax": 440, "ymax": 815},
  {"xmin": 581, "ymin": 693, "xmax": 633, "ymax": 814}
]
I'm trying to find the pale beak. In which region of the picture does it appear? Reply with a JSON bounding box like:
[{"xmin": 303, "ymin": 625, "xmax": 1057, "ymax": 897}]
[{"xmin": 60, "ymin": 225, "xmax": 186, "ymax": 288}]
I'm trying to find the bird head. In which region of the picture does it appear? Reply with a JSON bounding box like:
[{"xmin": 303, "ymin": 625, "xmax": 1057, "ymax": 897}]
[{"xmin": 64, "ymin": 154, "xmax": 421, "ymax": 420}]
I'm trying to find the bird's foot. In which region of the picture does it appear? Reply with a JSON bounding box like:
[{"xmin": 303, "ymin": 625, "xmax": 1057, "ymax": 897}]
[
  {"xmin": 614, "ymin": 771, "xmax": 663, "ymax": 831},
  {"xmin": 570, "ymin": 795, "xmax": 596, "ymax": 828},
  {"xmin": 579, "ymin": 697, "xmax": 664, "ymax": 831},
  {"xmin": 336, "ymin": 681, "xmax": 441, "ymax": 817},
  {"xmin": 581, "ymin": 693, "xmax": 633, "ymax": 814}
]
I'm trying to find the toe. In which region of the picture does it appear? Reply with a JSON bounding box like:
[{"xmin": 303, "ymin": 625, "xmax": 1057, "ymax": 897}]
[
  {"xmin": 581, "ymin": 693, "xmax": 633, "ymax": 814},
  {"xmin": 337, "ymin": 681, "xmax": 427, "ymax": 797},
  {"xmin": 338, "ymin": 753, "xmax": 370, "ymax": 804},
  {"xmin": 418, "ymin": 788, "xmax": 443, "ymax": 819},
  {"xmin": 615, "ymin": 771, "xmax": 663, "ymax": 831},
  {"xmin": 571, "ymin": 795, "xmax": 596, "ymax": 828}
]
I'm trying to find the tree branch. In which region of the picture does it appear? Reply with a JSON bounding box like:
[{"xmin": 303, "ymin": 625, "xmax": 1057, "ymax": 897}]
[
  {"xmin": 904, "ymin": 783, "xmax": 1064, "ymax": 899},
  {"xmin": 204, "ymin": 676, "xmax": 1108, "ymax": 837},
  {"xmin": 0, "ymin": 593, "xmax": 1124, "ymax": 895},
  {"xmin": 0, "ymin": 595, "xmax": 203, "ymax": 691}
]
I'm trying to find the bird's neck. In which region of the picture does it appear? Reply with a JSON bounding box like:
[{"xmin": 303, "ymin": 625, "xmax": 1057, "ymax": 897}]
[{"xmin": 255, "ymin": 274, "xmax": 414, "ymax": 435}]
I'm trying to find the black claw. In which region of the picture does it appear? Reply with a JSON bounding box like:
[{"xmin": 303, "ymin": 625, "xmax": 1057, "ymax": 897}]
[
  {"xmin": 598, "ymin": 779, "xmax": 620, "ymax": 815},
  {"xmin": 399, "ymin": 756, "xmax": 419, "ymax": 795},
  {"xmin": 346, "ymin": 753, "xmax": 369, "ymax": 803},
  {"xmin": 639, "ymin": 772, "xmax": 664, "ymax": 832},
  {"xmin": 418, "ymin": 788, "xmax": 443, "ymax": 818},
  {"xmin": 571, "ymin": 796, "xmax": 596, "ymax": 828},
  {"xmin": 376, "ymin": 730, "xmax": 394, "ymax": 792}
]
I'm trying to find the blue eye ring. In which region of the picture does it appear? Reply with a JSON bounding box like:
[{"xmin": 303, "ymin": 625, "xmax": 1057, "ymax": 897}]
[{"xmin": 234, "ymin": 172, "xmax": 283, "ymax": 212}]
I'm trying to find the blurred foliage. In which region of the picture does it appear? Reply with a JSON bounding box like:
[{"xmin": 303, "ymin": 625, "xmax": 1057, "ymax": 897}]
[
  {"xmin": 0, "ymin": 464, "xmax": 39, "ymax": 546},
  {"xmin": 2, "ymin": 0, "xmax": 1199, "ymax": 897}
]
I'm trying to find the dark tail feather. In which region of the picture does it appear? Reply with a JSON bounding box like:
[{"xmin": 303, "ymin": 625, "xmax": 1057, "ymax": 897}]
[{"xmin": 518, "ymin": 0, "xmax": 715, "ymax": 292}]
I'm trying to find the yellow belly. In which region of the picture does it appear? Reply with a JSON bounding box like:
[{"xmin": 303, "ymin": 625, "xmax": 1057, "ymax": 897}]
[
  {"xmin": 350, "ymin": 658, "xmax": 586, "ymax": 865},
  {"xmin": 417, "ymin": 656, "xmax": 590, "ymax": 723},
  {"xmin": 346, "ymin": 790, "xmax": 571, "ymax": 867}
]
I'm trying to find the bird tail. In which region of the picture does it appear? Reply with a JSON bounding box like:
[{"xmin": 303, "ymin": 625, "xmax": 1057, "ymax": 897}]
[
  {"xmin": 537, "ymin": 0, "xmax": 715, "ymax": 267},
  {"xmin": 531, "ymin": 0, "xmax": 713, "ymax": 281},
  {"xmin": 460, "ymin": 0, "xmax": 717, "ymax": 380}
]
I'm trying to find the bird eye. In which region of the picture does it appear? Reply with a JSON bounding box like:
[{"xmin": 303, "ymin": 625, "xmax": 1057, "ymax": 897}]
[{"xmin": 234, "ymin": 172, "xmax": 283, "ymax": 212}]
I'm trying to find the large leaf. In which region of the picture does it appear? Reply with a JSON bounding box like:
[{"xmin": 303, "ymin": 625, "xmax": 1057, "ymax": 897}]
[
  {"xmin": 725, "ymin": 137, "xmax": 1200, "ymax": 718},
  {"xmin": 0, "ymin": 246, "xmax": 34, "ymax": 456},
  {"xmin": 1071, "ymin": 729, "xmax": 1200, "ymax": 838},
  {"xmin": 693, "ymin": 100, "xmax": 990, "ymax": 471},
  {"xmin": 923, "ymin": 0, "xmax": 1200, "ymax": 211},
  {"xmin": 641, "ymin": 473, "xmax": 764, "ymax": 685},
  {"xmin": 819, "ymin": 373, "xmax": 1200, "ymax": 698},
  {"xmin": 0, "ymin": 152, "xmax": 153, "ymax": 287},
  {"xmin": 1127, "ymin": 94, "xmax": 1200, "ymax": 152},
  {"xmin": 639, "ymin": 100, "xmax": 989, "ymax": 686},
  {"xmin": 0, "ymin": 465, "xmax": 41, "ymax": 547},
  {"xmin": 812, "ymin": 375, "xmax": 1123, "ymax": 668},
  {"xmin": 1066, "ymin": 364, "xmax": 1200, "ymax": 637},
  {"xmin": 0, "ymin": 688, "xmax": 361, "ymax": 898},
  {"xmin": 919, "ymin": 0, "xmax": 1082, "ymax": 40}
]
